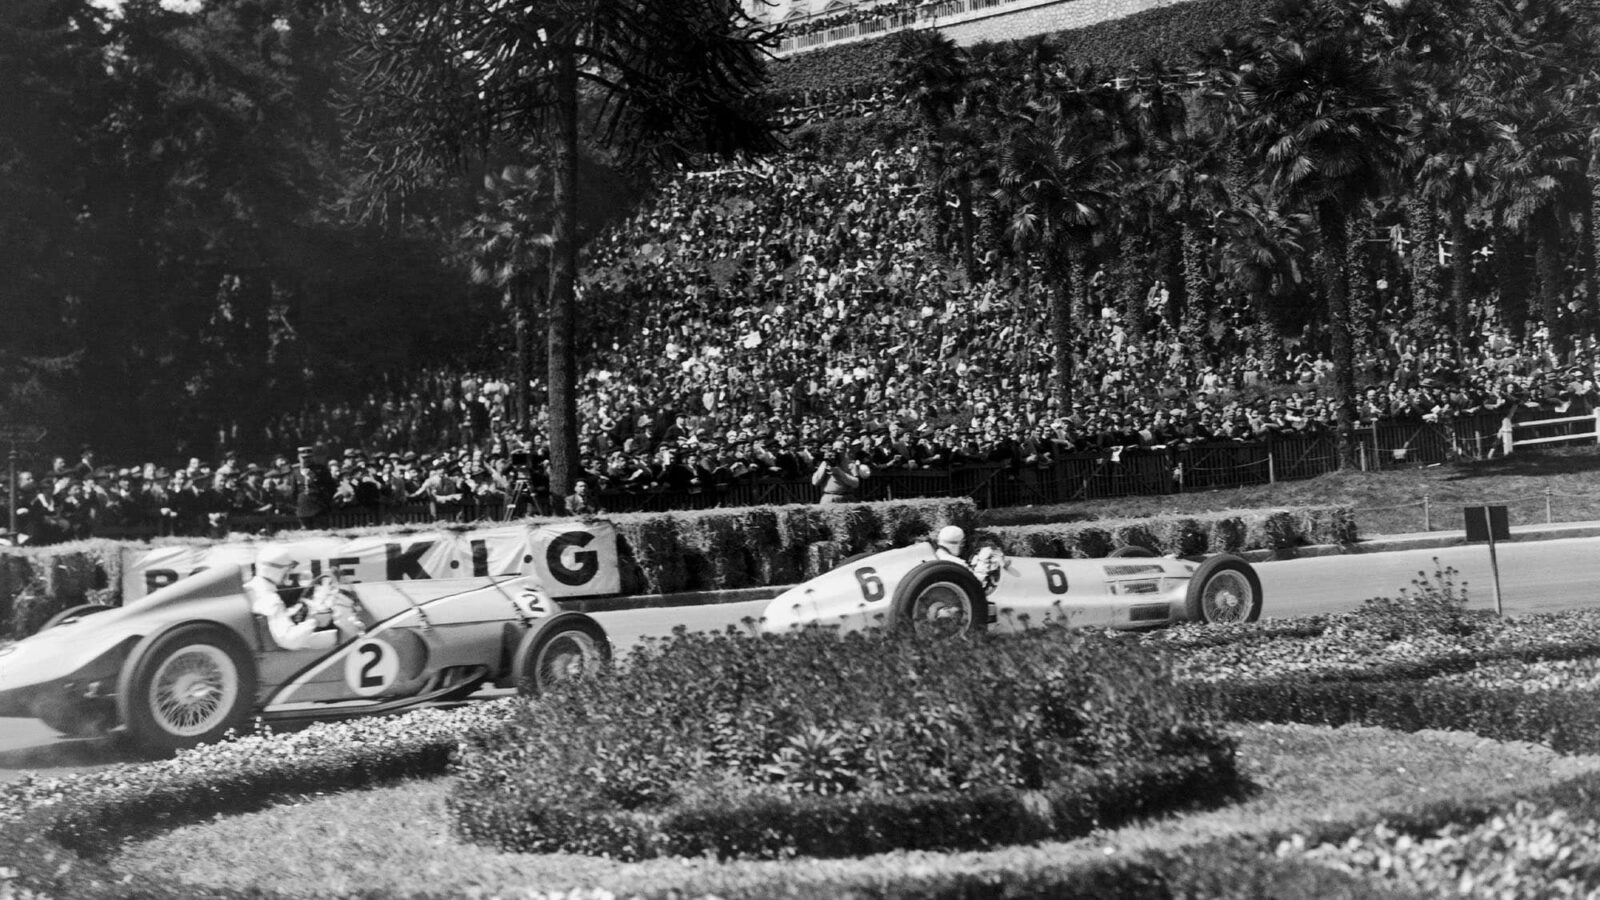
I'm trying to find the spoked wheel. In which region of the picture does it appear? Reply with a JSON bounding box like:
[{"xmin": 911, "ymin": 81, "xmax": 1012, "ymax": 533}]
[
  {"xmin": 511, "ymin": 614, "xmax": 612, "ymax": 695},
  {"xmin": 1184, "ymin": 555, "xmax": 1263, "ymax": 624},
  {"xmin": 117, "ymin": 624, "xmax": 256, "ymax": 754},
  {"xmin": 892, "ymin": 563, "xmax": 985, "ymax": 640}
]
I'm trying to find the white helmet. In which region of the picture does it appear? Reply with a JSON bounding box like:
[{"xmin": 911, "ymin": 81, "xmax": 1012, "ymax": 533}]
[
  {"xmin": 937, "ymin": 525, "xmax": 965, "ymax": 556},
  {"xmin": 256, "ymin": 545, "xmax": 297, "ymax": 577}
]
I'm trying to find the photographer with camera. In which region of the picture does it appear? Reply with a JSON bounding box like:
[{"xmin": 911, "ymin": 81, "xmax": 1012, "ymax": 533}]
[{"xmin": 812, "ymin": 437, "xmax": 871, "ymax": 504}]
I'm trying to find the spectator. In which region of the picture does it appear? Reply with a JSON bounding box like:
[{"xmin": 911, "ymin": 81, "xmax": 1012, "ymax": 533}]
[
  {"xmin": 813, "ymin": 439, "xmax": 871, "ymax": 503},
  {"xmin": 292, "ymin": 446, "xmax": 337, "ymax": 529}
]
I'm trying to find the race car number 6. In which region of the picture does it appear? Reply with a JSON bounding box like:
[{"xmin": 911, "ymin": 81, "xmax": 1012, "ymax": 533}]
[
  {"xmin": 853, "ymin": 567, "xmax": 885, "ymax": 602},
  {"xmin": 345, "ymin": 638, "xmax": 400, "ymax": 696}
]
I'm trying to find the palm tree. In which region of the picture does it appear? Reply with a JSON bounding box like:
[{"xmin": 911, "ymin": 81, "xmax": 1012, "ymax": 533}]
[
  {"xmin": 1236, "ymin": 29, "xmax": 1408, "ymax": 467},
  {"xmin": 890, "ymin": 30, "xmax": 974, "ymax": 274},
  {"xmin": 347, "ymin": 0, "xmax": 775, "ymax": 503},
  {"xmin": 462, "ymin": 164, "xmax": 555, "ymax": 431},
  {"xmin": 1131, "ymin": 62, "xmax": 1234, "ymax": 338},
  {"xmin": 1477, "ymin": 0, "xmax": 1598, "ymax": 357},
  {"xmin": 1215, "ymin": 186, "xmax": 1314, "ymax": 340},
  {"xmin": 1411, "ymin": 95, "xmax": 1506, "ymax": 357},
  {"xmin": 996, "ymin": 74, "xmax": 1124, "ymax": 412}
]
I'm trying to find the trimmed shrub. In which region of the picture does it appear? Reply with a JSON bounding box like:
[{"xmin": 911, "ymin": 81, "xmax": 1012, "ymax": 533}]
[
  {"xmin": 1207, "ymin": 515, "xmax": 1248, "ymax": 552},
  {"xmin": 1154, "ymin": 516, "xmax": 1210, "ymax": 557},
  {"xmin": 1108, "ymin": 521, "xmax": 1160, "ymax": 553},
  {"xmin": 1242, "ymin": 510, "xmax": 1300, "ymax": 553},
  {"xmin": 1065, "ymin": 525, "xmax": 1115, "ymax": 557},
  {"xmin": 1297, "ymin": 505, "xmax": 1358, "ymax": 546},
  {"xmin": 611, "ymin": 513, "xmax": 687, "ymax": 595},
  {"xmin": 449, "ymin": 626, "xmax": 1238, "ymax": 859},
  {"xmin": 674, "ymin": 511, "xmax": 754, "ymax": 590},
  {"xmin": 984, "ymin": 506, "xmax": 1348, "ymax": 560}
]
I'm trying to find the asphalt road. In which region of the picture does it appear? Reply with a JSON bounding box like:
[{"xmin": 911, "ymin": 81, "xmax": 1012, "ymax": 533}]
[{"xmin": 3, "ymin": 536, "xmax": 1595, "ymax": 782}]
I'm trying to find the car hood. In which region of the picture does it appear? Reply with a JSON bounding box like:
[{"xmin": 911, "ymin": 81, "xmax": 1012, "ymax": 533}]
[
  {"xmin": 760, "ymin": 543, "xmax": 937, "ymax": 633},
  {"xmin": 0, "ymin": 565, "xmax": 248, "ymax": 699}
]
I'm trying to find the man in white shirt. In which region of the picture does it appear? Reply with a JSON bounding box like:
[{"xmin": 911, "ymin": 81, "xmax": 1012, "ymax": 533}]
[{"xmin": 245, "ymin": 547, "xmax": 334, "ymax": 651}]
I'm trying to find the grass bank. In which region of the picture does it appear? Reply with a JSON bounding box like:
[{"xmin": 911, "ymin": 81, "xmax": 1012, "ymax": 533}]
[{"xmin": 111, "ymin": 723, "xmax": 1600, "ymax": 898}]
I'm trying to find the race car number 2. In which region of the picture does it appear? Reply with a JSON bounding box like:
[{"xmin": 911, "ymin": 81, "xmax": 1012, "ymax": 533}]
[{"xmin": 345, "ymin": 637, "xmax": 400, "ymax": 696}]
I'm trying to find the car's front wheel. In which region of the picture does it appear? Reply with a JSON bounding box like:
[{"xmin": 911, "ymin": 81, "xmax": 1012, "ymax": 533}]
[
  {"xmin": 892, "ymin": 563, "xmax": 986, "ymax": 640},
  {"xmin": 1184, "ymin": 555, "xmax": 1263, "ymax": 624},
  {"xmin": 117, "ymin": 624, "xmax": 256, "ymax": 755},
  {"xmin": 510, "ymin": 614, "xmax": 612, "ymax": 696}
]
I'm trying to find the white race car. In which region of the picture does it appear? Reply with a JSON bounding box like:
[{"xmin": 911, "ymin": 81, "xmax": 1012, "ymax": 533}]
[{"xmin": 758, "ymin": 540, "xmax": 1263, "ymax": 638}]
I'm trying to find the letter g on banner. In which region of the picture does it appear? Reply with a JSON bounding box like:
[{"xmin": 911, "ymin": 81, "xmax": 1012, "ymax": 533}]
[{"xmin": 547, "ymin": 531, "xmax": 598, "ymax": 586}]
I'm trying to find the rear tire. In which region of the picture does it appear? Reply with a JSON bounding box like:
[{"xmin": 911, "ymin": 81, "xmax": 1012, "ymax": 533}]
[
  {"xmin": 510, "ymin": 614, "xmax": 611, "ymax": 696},
  {"xmin": 117, "ymin": 624, "xmax": 256, "ymax": 755},
  {"xmin": 1184, "ymin": 555, "xmax": 1263, "ymax": 624},
  {"xmin": 890, "ymin": 562, "xmax": 985, "ymax": 640}
]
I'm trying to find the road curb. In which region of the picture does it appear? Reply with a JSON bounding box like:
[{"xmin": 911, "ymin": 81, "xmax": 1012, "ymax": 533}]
[{"xmin": 561, "ymin": 523, "xmax": 1600, "ymax": 614}]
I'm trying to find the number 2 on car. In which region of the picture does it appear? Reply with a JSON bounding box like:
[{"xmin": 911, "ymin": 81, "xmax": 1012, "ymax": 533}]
[{"xmin": 345, "ymin": 637, "xmax": 400, "ymax": 696}]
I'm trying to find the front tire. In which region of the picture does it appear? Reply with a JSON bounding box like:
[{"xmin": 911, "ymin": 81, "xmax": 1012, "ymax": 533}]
[
  {"xmin": 1184, "ymin": 555, "xmax": 1263, "ymax": 624},
  {"xmin": 510, "ymin": 614, "xmax": 611, "ymax": 696},
  {"xmin": 891, "ymin": 562, "xmax": 985, "ymax": 640},
  {"xmin": 117, "ymin": 624, "xmax": 256, "ymax": 755}
]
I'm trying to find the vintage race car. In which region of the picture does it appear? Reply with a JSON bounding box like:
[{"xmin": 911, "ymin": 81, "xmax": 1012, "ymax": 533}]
[
  {"xmin": 0, "ymin": 565, "xmax": 611, "ymax": 754},
  {"xmin": 758, "ymin": 541, "xmax": 1263, "ymax": 638}
]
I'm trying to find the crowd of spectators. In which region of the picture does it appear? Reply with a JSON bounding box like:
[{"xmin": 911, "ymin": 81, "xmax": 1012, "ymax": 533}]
[
  {"xmin": 777, "ymin": 0, "xmax": 987, "ymax": 45},
  {"xmin": 6, "ymin": 144, "xmax": 1598, "ymax": 546}
]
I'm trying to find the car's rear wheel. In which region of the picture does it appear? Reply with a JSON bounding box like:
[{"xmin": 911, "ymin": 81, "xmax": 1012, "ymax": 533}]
[
  {"xmin": 892, "ymin": 563, "xmax": 985, "ymax": 640},
  {"xmin": 117, "ymin": 624, "xmax": 256, "ymax": 755},
  {"xmin": 511, "ymin": 614, "xmax": 612, "ymax": 696},
  {"xmin": 40, "ymin": 603, "xmax": 114, "ymax": 631},
  {"xmin": 1184, "ymin": 555, "xmax": 1263, "ymax": 624}
]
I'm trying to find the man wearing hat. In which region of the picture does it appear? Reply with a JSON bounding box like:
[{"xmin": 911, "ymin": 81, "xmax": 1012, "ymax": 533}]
[{"xmin": 290, "ymin": 446, "xmax": 336, "ymax": 530}]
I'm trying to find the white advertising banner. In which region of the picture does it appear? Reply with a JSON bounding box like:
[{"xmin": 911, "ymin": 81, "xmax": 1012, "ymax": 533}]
[{"xmin": 122, "ymin": 521, "xmax": 621, "ymax": 601}]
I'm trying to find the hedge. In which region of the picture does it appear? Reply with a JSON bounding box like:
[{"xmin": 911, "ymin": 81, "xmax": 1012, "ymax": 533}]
[
  {"xmin": 448, "ymin": 625, "xmax": 1242, "ymax": 859},
  {"xmin": 501, "ymin": 749, "xmax": 1241, "ymax": 861},
  {"xmin": 1195, "ymin": 680, "xmax": 1600, "ymax": 756},
  {"xmin": 983, "ymin": 505, "xmax": 1356, "ymax": 559}
]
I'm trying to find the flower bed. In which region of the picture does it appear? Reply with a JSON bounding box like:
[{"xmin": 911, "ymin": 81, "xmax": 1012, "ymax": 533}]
[{"xmin": 449, "ymin": 627, "xmax": 1241, "ymax": 859}]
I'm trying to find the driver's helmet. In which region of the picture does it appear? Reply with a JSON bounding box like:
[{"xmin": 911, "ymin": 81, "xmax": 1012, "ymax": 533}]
[
  {"xmin": 937, "ymin": 525, "xmax": 965, "ymax": 557},
  {"xmin": 256, "ymin": 546, "xmax": 297, "ymax": 583}
]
